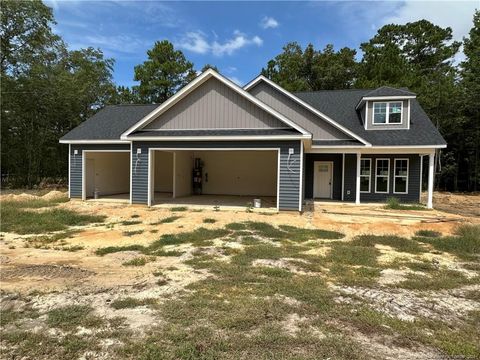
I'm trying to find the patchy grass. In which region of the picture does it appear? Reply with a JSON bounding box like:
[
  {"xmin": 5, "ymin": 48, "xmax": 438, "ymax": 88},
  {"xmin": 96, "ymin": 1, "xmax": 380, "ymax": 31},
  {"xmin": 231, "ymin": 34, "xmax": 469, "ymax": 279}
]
[
  {"xmin": 416, "ymin": 224, "xmax": 480, "ymax": 260},
  {"xmin": 203, "ymin": 218, "xmax": 217, "ymax": 224},
  {"xmin": 1, "ymin": 201, "xmax": 105, "ymax": 234},
  {"xmin": 170, "ymin": 206, "xmax": 188, "ymax": 212},
  {"xmin": 352, "ymin": 234, "xmax": 425, "ymax": 253},
  {"xmin": 130, "ymin": 214, "xmax": 140, "ymax": 218},
  {"xmin": 47, "ymin": 305, "xmax": 104, "ymax": 330},
  {"xmin": 122, "ymin": 256, "xmax": 155, "ymax": 266},
  {"xmin": 150, "ymin": 215, "xmax": 182, "ymax": 225},
  {"xmin": 325, "ymin": 245, "xmax": 379, "ymax": 267},
  {"xmin": 111, "ymin": 297, "xmax": 157, "ymax": 309},
  {"xmin": 121, "ymin": 220, "xmax": 142, "ymax": 226},
  {"xmin": 415, "ymin": 229, "xmax": 442, "ymax": 238},
  {"xmin": 395, "ymin": 270, "xmax": 477, "ymax": 290},
  {"xmin": 122, "ymin": 230, "xmax": 144, "ymax": 237},
  {"xmin": 385, "ymin": 197, "xmax": 427, "ymax": 210}
]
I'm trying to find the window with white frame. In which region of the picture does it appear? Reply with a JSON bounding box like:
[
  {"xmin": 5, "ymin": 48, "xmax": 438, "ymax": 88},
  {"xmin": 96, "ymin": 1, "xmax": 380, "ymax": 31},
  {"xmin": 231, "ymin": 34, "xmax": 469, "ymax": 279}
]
[
  {"xmin": 394, "ymin": 159, "xmax": 409, "ymax": 194},
  {"xmin": 375, "ymin": 159, "xmax": 390, "ymax": 193},
  {"xmin": 360, "ymin": 159, "xmax": 371, "ymax": 193},
  {"xmin": 373, "ymin": 102, "xmax": 403, "ymax": 124}
]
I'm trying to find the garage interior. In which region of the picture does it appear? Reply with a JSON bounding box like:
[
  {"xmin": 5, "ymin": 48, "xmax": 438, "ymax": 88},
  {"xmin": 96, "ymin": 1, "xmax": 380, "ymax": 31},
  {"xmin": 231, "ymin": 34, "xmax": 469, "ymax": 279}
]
[
  {"xmin": 84, "ymin": 151, "xmax": 130, "ymax": 202},
  {"xmin": 151, "ymin": 150, "xmax": 278, "ymax": 209}
]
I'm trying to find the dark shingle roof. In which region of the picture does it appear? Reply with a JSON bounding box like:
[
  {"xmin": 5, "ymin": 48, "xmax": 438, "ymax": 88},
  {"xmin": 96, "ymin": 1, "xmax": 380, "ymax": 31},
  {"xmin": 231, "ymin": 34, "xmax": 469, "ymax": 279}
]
[
  {"xmin": 60, "ymin": 104, "xmax": 158, "ymax": 140},
  {"xmin": 129, "ymin": 129, "xmax": 301, "ymax": 137},
  {"xmin": 295, "ymin": 89, "xmax": 446, "ymax": 146},
  {"xmin": 363, "ymin": 86, "xmax": 416, "ymax": 98},
  {"xmin": 312, "ymin": 140, "xmax": 364, "ymax": 146}
]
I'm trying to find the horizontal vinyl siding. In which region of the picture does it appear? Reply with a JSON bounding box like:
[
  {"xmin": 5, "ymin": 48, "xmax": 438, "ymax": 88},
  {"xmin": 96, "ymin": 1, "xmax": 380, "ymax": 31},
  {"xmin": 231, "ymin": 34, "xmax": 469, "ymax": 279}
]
[
  {"xmin": 144, "ymin": 77, "xmax": 286, "ymax": 130},
  {"xmin": 131, "ymin": 140, "xmax": 301, "ymax": 210},
  {"xmin": 342, "ymin": 154, "xmax": 421, "ymax": 203},
  {"xmin": 248, "ymin": 81, "xmax": 350, "ymax": 140},
  {"xmin": 69, "ymin": 144, "xmax": 130, "ymax": 198}
]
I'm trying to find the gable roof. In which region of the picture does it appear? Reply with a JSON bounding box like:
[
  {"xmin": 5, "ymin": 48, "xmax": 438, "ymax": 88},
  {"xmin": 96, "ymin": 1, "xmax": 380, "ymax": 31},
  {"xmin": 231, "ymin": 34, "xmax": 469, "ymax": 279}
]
[
  {"xmin": 60, "ymin": 104, "xmax": 158, "ymax": 142},
  {"xmin": 121, "ymin": 69, "xmax": 311, "ymax": 139},
  {"xmin": 244, "ymin": 75, "xmax": 370, "ymax": 146},
  {"xmin": 295, "ymin": 89, "xmax": 446, "ymax": 147}
]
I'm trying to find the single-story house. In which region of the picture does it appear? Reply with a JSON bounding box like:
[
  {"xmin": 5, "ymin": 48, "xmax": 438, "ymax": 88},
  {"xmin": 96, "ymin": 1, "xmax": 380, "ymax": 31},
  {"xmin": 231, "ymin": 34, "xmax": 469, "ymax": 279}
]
[{"xmin": 60, "ymin": 69, "xmax": 446, "ymax": 211}]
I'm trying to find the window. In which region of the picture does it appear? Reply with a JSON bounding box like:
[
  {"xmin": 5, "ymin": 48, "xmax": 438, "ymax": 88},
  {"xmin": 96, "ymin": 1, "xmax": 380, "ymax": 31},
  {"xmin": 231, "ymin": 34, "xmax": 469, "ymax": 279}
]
[
  {"xmin": 375, "ymin": 159, "xmax": 390, "ymax": 193},
  {"xmin": 394, "ymin": 159, "xmax": 409, "ymax": 194},
  {"xmin": 373, "ymin": 102, "xmax": 403, "ymax": 124},
  {"xmin": 360, "ymin": 159, "xmax": 371, "ymax": 193}
]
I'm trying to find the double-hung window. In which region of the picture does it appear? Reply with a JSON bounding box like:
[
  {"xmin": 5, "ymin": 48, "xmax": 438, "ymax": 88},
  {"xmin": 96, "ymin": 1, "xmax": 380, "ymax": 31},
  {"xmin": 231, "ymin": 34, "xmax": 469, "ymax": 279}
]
[
  {"xmin": 375, "ymin": 159, "xmax": 390, "ymax": 193},
  {"xmin": 373, "ymin": 102, "xmax": 403, "ymax": 124},
  {"xmin": 360, "ymin": 159, "xmax": 371, "ymax": 193},
  {"xmin": 394, "ymin": 159, "xmax": 409, "ymax": 194}
]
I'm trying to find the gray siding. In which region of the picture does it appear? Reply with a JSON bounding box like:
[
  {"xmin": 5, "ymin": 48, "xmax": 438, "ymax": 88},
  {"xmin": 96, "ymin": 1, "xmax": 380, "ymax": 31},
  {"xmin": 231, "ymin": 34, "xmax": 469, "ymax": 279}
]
[
  {"xmin": 342, "ymin": 154, "xmax": 421, "ymax": 203},
  {"xmin": 131, "ymin": 141, "xmax": 301, "ymax": 210},
  {"xmin": 69, "ymin": 144, "xmax": 130, "ymax": 198},
  {"xmin": 305, "ymin": 154, "xmax": 343, "ymax": 200},
  {"xmin": 365, "ymin": 100, "xmax": 410, "ymax": 130},
  {"xmin": 145, "ymin": 77, "xmax": 286, "ymax": 130},
  {"xmin": 248, "ymin": 81, "xmax": 351, "ymax": 141}
]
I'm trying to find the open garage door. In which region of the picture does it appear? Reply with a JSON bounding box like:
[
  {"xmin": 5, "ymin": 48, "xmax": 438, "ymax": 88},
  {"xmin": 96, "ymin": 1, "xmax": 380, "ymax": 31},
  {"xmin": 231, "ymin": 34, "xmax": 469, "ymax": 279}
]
[
  {"xmin": 83, "ymin": 151, "xmax": 130, "ymax": 202},
  {"xmin": 150, "ymin": 149, "xmax": 278, "ymax": 209}
]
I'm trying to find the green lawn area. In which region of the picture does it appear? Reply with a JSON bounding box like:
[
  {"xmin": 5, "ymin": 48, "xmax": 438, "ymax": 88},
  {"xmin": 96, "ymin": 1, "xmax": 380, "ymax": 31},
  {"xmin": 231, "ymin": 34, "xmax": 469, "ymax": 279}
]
[{"xmin": 2, "ymin": 217, "xmax": 479, "ymax": 359}]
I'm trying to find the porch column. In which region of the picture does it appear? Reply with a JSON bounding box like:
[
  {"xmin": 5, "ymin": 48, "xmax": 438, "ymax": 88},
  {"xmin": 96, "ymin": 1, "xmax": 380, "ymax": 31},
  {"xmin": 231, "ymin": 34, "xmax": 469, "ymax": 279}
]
[
  {"xmin": 355, "ymin": 152, "xmax": 361, "ymax": 205},
  {"xmin": 427, "ymin": 152, "xmax": 435, "ymax": 209}
]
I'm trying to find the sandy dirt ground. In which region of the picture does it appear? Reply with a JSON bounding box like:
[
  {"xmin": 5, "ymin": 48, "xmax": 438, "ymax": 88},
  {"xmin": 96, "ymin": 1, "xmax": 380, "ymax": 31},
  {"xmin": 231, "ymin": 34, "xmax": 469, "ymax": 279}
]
[{"xmin": 0, "ymin": 190, "xmax": 479, "ymax": 359}]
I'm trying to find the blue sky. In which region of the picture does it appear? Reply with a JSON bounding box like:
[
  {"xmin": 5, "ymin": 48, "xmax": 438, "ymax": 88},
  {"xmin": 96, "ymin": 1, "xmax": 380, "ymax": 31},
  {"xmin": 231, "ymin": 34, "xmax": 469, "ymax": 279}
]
[{"xmin": 47, "ymin": 1, "xmax": 476, "ymax": 87}]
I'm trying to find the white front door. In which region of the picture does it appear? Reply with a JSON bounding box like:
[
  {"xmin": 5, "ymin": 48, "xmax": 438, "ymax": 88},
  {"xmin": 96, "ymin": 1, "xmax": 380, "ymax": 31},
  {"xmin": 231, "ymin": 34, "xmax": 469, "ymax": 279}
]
[{"xmin": 314, "ymin": 161, "xmax": 333, "ymax": 199}]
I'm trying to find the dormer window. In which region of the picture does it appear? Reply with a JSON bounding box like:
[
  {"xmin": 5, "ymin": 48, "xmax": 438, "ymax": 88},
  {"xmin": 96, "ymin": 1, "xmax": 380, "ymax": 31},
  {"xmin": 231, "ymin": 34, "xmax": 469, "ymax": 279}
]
[{"xmin": 373, "ymin": 102, "xmax": 403, "ymax": 124}]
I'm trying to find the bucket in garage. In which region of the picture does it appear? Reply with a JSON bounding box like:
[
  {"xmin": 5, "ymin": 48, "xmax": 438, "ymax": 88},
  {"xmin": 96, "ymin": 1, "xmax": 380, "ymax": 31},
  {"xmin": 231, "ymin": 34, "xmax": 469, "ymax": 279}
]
[
  {"xmin": 253, "ymin": 198, "xmax": 261, "ymax": 208},
  {"xmin": 94, "ymin": 189, "xmax": 100, "ymax": 199}
]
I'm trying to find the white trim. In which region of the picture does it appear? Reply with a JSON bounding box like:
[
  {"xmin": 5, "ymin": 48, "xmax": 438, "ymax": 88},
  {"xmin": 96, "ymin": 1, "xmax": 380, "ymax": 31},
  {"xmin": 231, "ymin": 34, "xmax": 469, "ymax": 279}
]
[
  {"xmin": 140, "ymin": 127, "xmax": 292, "ymax": 131},
  {"xmin": 393, "ymin": 158, "xmax": 409, "ymax": 194},
  {"xmin": 341, "ymin": 153, "xmax": 345, "ymax": 201},
  {"xmin": 125, "ymin": 135, "xmax": 309, "ymax": 141},
  {"xmin": 313, "ymin": 161, "xmax": 334, "ymax": 199},
  {"xmin": 360, "ymin": 158, "xmax": 372, "ymax": 193},
  {"xmin": 372, "ymin": 101, "xmax": 404, "ymax": 125},
  {"xmin": 407, "ymin": 99, "xmax": 411, "ymax": 130},
  {"xmin": 147, "ymin": 149, "xmax": 153, "ymax": 206},
  {"xmin": 68, "ymin": 144, "xmax": 71, "ymax": 198},
  {"xmin": 121, "ymin": 69, "xmax": 311, "ymax": 138},
  {"xmin": 375, "ymin": 158, "xmax": 390, "ymax": 194},
  {"xmin": 299, "ymin": 142, "xmax": 304, "ymax": 211},
  {"xmin": 363, "ymin": 96, "xmax": 416, "ymax": 101},
  {"xmin": 307, "ymin": 146, "xmax": 445, "ymax": 155},
  {"xmin": 148, "ymin": 147, "xmax": 281, "ymax": 212},
  {"xmin": 129, "ymin": 143, "xmax": 133, "ymax": 204},
  {"xmin": 244, "ymin": 75, "xmax": 371, "ymax": 146},
  {"xmin": 427, "ymin": 153, "xmax": 434, "ymax": 209},
  {"xmin": 59, "ymin": 140, "xmax": 129, "ymax": 144},
  {"xmin": 81, "ymin": 149, "xmax": 131, "ymax": 201},
  {"xmin": 355, "ymin": 153, "xmax": 361, "ymax": 204}
]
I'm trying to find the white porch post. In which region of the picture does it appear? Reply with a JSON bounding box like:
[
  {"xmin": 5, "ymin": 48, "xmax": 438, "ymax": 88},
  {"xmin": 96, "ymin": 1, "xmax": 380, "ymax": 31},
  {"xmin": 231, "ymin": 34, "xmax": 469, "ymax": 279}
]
[
  {"xmin": 427, "ymin": 152, "xmax": 435, "ymax": 209},
  {"xmin": 355, "ymin": 152, "xmax": 361, "ymax": 205}
]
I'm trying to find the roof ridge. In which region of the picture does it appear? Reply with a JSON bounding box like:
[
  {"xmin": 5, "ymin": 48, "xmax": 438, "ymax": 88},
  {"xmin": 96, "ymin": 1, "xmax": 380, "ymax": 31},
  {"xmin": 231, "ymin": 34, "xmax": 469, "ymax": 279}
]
[
  {"xmin": 109, "ymin": 103, "xmax": 159, "ymax": 107},
  {"xmin": 294, "ymin": 88, "xmax": 371, "ymax": 94}
]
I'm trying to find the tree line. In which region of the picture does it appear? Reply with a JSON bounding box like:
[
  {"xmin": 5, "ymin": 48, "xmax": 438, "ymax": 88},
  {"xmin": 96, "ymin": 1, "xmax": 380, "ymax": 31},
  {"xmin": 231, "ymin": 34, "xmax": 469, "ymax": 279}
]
[{"xmin": 1, "ymin": 0, "xmax": 478, "ymax": 192}]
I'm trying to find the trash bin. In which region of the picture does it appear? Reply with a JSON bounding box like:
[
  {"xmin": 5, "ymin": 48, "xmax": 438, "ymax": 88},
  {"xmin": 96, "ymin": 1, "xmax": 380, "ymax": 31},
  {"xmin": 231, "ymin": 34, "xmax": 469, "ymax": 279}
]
[
  {"xmin": 253, "ymin": 198, "xmax": 261, "ymax": 208},
  {"xmin": 94, "ymin": 190, "xmax": 100, "ymax": 199}
]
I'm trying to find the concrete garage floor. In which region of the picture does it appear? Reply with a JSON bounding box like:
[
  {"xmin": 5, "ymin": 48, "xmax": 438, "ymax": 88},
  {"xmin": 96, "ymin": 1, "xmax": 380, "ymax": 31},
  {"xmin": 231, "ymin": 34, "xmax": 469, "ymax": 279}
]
[{"xmin": 87, "ymin": 192, "xmax": 277, "ymax": 211}]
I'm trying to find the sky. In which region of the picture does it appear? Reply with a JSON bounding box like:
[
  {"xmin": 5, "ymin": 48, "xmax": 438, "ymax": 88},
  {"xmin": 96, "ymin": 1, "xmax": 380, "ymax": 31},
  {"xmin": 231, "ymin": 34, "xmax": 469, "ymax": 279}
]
[{"xmin": 46, "ymin": 0, "xmax": 478, "ymax": 88}]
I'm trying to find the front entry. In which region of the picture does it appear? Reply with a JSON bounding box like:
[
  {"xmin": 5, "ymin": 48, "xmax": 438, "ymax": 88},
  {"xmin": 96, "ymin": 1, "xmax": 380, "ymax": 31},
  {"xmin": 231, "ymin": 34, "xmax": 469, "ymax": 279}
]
[{"xmin": 314, "ymin": 161, "xmax": 333, "ymax": 199}]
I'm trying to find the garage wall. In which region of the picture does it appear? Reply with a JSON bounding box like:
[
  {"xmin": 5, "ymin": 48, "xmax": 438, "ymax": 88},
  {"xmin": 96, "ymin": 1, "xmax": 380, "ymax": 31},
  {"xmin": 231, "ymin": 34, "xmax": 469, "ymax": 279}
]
[
  {"xmin": 194, "ymin": 150, "xmax": 277, "ymax": 196},
  {"xmin": 174, "ymin": 151, "xmax": 193, "ymax": 197},
  {"xmin": 69, "ymin": 144, "xmax": 130, "ymax": 198},
  {"xmin": 85, "ymin": 152, "xmax": 130, "ymax": 196},
  {"xmin": 154, "ymin": 151, "xmax": 173, "ymax": 192}
]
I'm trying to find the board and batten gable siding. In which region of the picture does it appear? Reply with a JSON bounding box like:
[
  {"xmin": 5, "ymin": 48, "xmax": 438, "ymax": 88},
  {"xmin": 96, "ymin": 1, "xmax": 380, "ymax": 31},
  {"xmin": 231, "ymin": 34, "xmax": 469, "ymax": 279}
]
[
  {"xmin": 144, "ymin": 77, "xmax": 287, "ymax": 131},
  {"xmin": 69, "ymin": 144, "xmax": 131, "ymax": 198},
  {"xmin": 343, "ymin": 154, "xmax": 420, "ymax": 202},
  {"xmin": 248, "ymin": 81, "xmax": 350, "ymax": 140},
  {"xmin": 131, "ymin": 141, "xmax": 302, "ymax": 210},
  {"xmin": 365, "ymin": 100, "xmax": 410, "ymax": 130}
]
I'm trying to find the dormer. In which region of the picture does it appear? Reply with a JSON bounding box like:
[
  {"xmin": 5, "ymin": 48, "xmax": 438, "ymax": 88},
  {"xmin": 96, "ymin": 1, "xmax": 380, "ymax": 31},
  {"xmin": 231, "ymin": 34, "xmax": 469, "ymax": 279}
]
[{"xmin": 356, "ymin": 86, "xmax": 416, "ymax": 130}]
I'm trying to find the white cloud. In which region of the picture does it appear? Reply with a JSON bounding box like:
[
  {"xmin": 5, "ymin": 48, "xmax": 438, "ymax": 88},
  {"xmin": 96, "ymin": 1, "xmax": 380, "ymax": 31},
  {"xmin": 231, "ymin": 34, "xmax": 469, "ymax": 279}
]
[
  {"xmin": 177, "ymin": 30, "xmax": 263, "ymax": 56},
  {"xmin": 383, "ymin": 1, "xmax": 477, "ymax": 42},
  {"xmin": 260, "ymin": 16, "xmax": 279, "ymax": 29}
]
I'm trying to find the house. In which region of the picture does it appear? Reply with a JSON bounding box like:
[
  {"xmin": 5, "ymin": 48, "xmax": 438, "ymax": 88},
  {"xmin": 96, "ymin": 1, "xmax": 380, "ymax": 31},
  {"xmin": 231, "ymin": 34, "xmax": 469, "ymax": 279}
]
[{"xmin": 60, "ymin": 69, "xmax": 446, "ymax": 211}]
